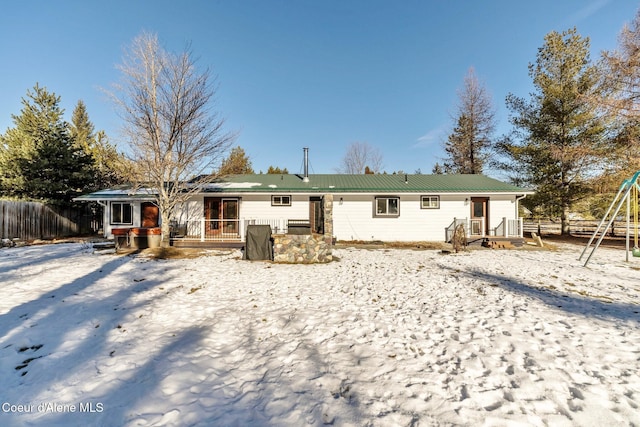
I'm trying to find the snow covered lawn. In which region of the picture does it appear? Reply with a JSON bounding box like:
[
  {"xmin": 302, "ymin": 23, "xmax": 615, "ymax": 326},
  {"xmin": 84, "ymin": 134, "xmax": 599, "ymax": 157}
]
[{"xmin": 0, "ymin": 242, "xmax": 639, "ymax": 426}]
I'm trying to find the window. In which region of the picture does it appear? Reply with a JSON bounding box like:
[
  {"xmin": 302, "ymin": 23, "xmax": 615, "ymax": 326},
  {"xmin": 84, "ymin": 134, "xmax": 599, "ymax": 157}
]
[
  {"xmin": 374, "ymin": 197, "xmax": 400, "ymax": 217},
  {"xmin": 111, "ymin": 202, "xmax": 133, "ymax": 225},
  {"xmin": 421, "ymin": 195, "xmax": 440, "ymax": 209},
  {"xmin": 271, "ymin": 195, "xmax": 291, "ymax": 206}
]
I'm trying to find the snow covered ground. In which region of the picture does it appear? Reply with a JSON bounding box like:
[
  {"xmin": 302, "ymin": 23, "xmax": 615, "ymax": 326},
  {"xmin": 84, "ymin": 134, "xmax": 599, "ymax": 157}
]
[{"xmin": 0, "ymin": 241, "xmax": 638, "ymax": 426}]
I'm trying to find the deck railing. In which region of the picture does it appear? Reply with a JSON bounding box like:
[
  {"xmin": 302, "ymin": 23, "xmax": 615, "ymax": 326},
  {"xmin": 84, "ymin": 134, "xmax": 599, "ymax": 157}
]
[
  {"xmin": 445, "ymin": 217, "xmax": 523, "ymax": 242},
  {"xmin": 172, "ymin": 218, "xmax": 290, "ymax": 242}
]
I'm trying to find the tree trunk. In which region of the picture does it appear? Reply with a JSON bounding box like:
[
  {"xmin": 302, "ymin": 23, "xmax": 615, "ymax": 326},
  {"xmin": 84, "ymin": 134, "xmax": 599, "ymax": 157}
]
[
  {"xmin": 561, "ymin": 206, "xmax": 570, "ymax": 236},
  {"xmin": 160, "ymin": 207, "xmax": 172, "ymax": 248}
]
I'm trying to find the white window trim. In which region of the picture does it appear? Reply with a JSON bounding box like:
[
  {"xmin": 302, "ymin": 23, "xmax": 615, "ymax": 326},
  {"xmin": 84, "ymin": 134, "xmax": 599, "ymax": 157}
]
[
  {"xmin": 111, "ymin": 202, "xmax": 133, "ymax": 225},
  {"xmin": 421, "ymin": 195, "xmax": 440, "ymax": 209},
  {"xmin": 374, "ymin": 196, "xmax": 400, "ymax": 218},
  {"xmin": 271, "ymin": 195, "xmax": 292, "ymax": 206}
]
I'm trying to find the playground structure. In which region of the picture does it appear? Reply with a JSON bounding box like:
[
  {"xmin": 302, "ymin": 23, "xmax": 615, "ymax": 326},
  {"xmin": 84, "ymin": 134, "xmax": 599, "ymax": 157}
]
[{"xmin": 580, "ymin": 170, "xmax": 640, "ymax": 266}]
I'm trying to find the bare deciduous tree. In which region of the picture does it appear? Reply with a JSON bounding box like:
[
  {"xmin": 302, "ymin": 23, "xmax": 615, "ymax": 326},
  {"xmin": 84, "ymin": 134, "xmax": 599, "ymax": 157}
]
[
  {"xmin": 336, "ymin": 141, "xmax": 383, "ymax": 174},
  {"xmin": 111, "ymin": 32, "xmax": 235, "ymax": 245},
  {"xmin": 597, "ymin": 10, "xmax": 640, "ymax": 180},
  {"xmin": 601, "ymin": 10, "xmax": 640, "ymax": 119}
]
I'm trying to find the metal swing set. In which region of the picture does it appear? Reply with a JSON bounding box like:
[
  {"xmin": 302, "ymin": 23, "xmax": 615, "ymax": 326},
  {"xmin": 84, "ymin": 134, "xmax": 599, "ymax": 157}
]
[{"xmin": 580, "ymin": 170, "xmax": 640, "ymax": 267}]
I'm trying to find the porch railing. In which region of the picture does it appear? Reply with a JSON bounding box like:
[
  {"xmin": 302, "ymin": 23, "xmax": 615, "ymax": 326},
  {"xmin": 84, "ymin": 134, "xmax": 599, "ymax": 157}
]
[
  {"xmin": 445, "ymin": 217, "xmax": 523, "ymax": 242},
  {"xmin": 445, "ymin": 218, "xmax": 468, "ymax": 242},
  {"xmin": 172, "ymin": 218, "xmax": 290, "ymax": 242}
]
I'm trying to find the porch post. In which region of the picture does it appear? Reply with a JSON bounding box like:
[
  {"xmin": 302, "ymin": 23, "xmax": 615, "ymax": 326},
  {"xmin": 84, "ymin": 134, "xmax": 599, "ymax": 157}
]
[
  {"xmin": 519, "ymin": 217, "xmax": 523, "ymax": 238},
  {"xmin": 323, "ymin": 194, "xmax": 334, "ymax": 245},
  {"xmin": 201, "ymin": 218, "xmax": 205, "ymax": 242},
  {"xmin": 503, "ymin": 217, "xmax": 508, "ymax": 237}
]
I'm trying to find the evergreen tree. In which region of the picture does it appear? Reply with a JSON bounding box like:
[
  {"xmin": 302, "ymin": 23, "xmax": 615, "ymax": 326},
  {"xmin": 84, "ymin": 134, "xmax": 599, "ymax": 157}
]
[
  {"xmin": 431, "ymin": 162, "xmax": 444, "ymax": 174},
  {"xmin": 496, "ymin": 28, "xmax": 607, "ymax": 234},
  {"xmin": 70, "ymin": 100, "xmax": 95, "ymax": 154},
  {"xmin": 218, "ymin": 146, "xmax": 254, "ymax": 175},
  {"xmin": 443, "ymin": 68, "xmax": 496, "ymax": 174},
  {"xmin": 70, "ymin": 100, "xmax": 128, "ymax": 189},
  {"xmin": 267, "ymin": 166, "xmax": 289, "ymax": 174},
  {"xmin": 0, "ymin": 84, "xmax": 94, "ymax": 204}
]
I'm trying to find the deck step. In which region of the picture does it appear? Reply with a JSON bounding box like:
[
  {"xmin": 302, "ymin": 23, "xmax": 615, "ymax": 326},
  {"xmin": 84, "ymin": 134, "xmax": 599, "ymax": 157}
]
[
  {"xmin": 93, "ymin": 241, "xmax": 116, "ymax": 250},
  {"xmin": 483, "ymin": 238, "xmax": 523, "ymax": 249}
]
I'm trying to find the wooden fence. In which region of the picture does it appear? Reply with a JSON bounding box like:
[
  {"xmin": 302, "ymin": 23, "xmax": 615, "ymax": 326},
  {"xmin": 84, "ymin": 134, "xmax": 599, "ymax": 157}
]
[
  {"xmin": 0, "ymin": 200, "xmax": 102, "ymax": 241},
  {"xmin": 523, "ymin": 219, "xmax": 637, "ymax": 237}
]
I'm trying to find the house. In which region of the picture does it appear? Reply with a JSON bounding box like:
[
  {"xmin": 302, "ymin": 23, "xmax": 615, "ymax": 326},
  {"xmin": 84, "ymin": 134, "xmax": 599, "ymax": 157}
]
[{"xmin": 75, "ymin": 173, "xmax": 532, "ymax": 246}]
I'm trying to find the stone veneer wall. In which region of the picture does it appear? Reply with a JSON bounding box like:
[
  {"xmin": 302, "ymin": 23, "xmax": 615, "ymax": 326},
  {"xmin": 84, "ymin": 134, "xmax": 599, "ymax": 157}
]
[
  {"xmin": 273, "ymin": 233, "xmax": 332, "ymax": 263},
  {"xmin": 272, "ymin": 193, "xmax": 334, "ymax": 263}
]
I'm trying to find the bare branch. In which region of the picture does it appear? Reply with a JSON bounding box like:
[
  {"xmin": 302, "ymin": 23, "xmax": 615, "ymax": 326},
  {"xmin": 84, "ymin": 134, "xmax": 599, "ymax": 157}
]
[
  {"xmin": 108, "ymin": 32, "xmax": 235, "ymax": 245},
  {"xmin": 336, "ymin": 141, "xmax": 383, "ymax": 174}
]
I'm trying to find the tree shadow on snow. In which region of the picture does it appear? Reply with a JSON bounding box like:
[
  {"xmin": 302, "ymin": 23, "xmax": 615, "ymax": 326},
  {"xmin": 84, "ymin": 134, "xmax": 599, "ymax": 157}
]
[
  {"xmin": 0, "ymin": 250, "xmax": 131, "ymax": 341},
  {"xmin": 0, "ymin": 247, "xmax": 182, "ymax": 426},
  {"xmin": 441, "ymin": 265, "xmax": 640, "ymax": 324},
  {"xmin": 1, "ymin": 246, "xmax": 367, "ymax": 426}
]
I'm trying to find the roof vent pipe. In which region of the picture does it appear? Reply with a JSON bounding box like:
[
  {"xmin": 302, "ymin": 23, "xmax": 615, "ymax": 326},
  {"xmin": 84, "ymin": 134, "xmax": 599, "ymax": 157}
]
[{"xmin": 303, "ymin": 147, "xmax": 310, "ymax": 182}]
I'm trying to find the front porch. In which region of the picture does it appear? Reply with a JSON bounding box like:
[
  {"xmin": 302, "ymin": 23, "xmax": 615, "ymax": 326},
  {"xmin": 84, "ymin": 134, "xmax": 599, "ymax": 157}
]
[{"xmin": 445, "ymin": 217, "xmax": 524, "ymax": 243}]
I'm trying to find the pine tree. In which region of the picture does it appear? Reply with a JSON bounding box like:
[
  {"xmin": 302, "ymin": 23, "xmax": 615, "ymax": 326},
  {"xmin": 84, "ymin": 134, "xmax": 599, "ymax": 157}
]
[
  {"xmin": 70, "ymin": 100, "xmax": 128, "ymax": 189},
  {"xmin": 442, "ymin": 68, "xmax": 496, "ymax": 174},
  {"xmin": 267, "ymin": 166, "xmax": 289, "ymax": 174},
  {"xmin": 0, "ymin": 84, "xmax": 95, "ymax": 204},
  {"xmin": 218, "ymin": 146, "xmax": 254, "ymax": 175},
  {"xmin": 70, "ymin": 100, "xmax": 95, "ymax": 154},
  {"xmin": 496, "ymin": 28, "xmax": 607, "ymax": 234},
  {"xmin": 431, "ymin": 162, "xmax": 444, "ymax": 174}
]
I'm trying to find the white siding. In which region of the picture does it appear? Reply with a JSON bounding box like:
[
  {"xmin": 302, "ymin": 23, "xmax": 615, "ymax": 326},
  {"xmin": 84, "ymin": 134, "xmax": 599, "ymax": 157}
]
[
  {"xmin": 332, "ymin": 194, "xmax": 519, "ymax": 242},
  {"xmin": 487, "ymin": 195, "xmax": 517, "ymax": 230},
  {"xmin": 166, "ymin": 192, "xmax": 521, "ymax": 242},
  {"xmin": 173, "ymin": 194, "xmax": 310, "ymax": 222},
  {"xmin": 239, "ymin": 194, "xmax": 309, "ymax": 221},
  {"xmin": 174, "ymin": 197, "xmax": 202, "ymax": 223},
  {"xmin": 103, "ymin": 200, "xmax": 159, "ymax": 238}
]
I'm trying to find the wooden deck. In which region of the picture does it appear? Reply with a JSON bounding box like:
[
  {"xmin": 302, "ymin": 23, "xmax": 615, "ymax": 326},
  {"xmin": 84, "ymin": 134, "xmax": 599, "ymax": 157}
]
[
  {"xmin": 467, "ymin": 236, "xmax": 526, "ymax": 248},
  {"xmin": 170, "ymin": 239, "xmax": 244, "ymax": 249}
]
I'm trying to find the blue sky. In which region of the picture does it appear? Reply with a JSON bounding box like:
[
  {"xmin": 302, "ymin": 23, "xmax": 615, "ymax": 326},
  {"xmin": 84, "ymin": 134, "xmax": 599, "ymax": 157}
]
[{"xmin": 0, "ymin": 1, "xmax": 637, "ymax": 177}]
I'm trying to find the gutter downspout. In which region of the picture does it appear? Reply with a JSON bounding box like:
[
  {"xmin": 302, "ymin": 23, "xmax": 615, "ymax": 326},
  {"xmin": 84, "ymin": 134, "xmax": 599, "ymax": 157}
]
[
  {"xmin": 515, "ymin": 194, "xmax": 527, "ymax": 217},
  {"xmin": 92, "ymin": 200, "xmax": 109, "ymax": 238}
]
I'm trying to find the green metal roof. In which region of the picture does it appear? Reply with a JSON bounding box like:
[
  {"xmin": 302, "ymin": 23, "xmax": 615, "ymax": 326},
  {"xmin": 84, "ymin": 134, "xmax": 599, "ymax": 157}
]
[
  {"xmin": 200, "ymin": 174, "xmax": 530, "ymax": 193},
  {"xmin": 73, "ymin": 174, "xmax": 531, "ymax": 201}
]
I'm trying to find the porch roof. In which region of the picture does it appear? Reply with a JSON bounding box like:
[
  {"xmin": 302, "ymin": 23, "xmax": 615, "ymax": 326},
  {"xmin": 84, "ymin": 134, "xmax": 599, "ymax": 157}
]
[{"xmin": 73, "ymin": 187, "xmax": 157, "ymax": 201}]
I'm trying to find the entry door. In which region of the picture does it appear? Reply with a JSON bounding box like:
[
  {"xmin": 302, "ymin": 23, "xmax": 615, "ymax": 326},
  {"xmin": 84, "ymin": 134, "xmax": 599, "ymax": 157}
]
[
  {"xmin": 470, "ymin": 197, "xmax": 489, "ymax": 236},
  {"xmin": 204, "ymin": 198, "xmax": 220, "ymax": 231},
  {"xmin": 204, "ymin": 198, "xmax": 239, "ymax": 234},
  {"xmin": 141, "ymin": 202, "xmax": 159, "ymax": 227},
  {"xmin": 222, "ymin": 199, "xmax": 239, "ymax": 235},
  {"xmin": 310, "ymin": 197, "xmax": 324, "ymax": 234}
]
